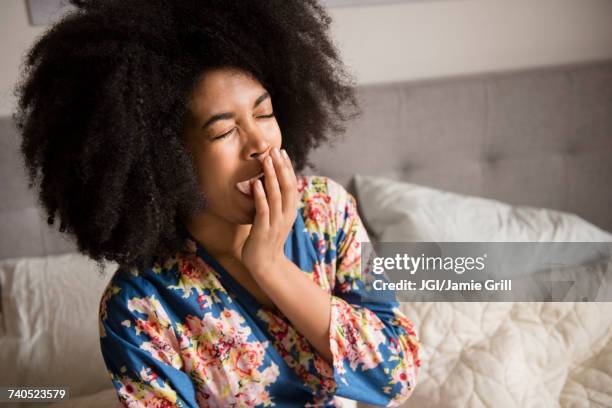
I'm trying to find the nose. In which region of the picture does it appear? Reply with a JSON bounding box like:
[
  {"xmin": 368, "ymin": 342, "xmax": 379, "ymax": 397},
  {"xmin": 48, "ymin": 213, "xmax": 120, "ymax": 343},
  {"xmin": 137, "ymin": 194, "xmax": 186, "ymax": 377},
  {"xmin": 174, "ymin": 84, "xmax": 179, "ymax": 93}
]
[
  {"xmin": 253, "ymin": 148, "xmax": 272, "ymax": 167},
  {"xmin": 245, "ymin": 131, "xmax": 272, "ymax": 163},
  {"xmin": 250, "ymin": 142, "xmax": 271, "ymax": 160}
]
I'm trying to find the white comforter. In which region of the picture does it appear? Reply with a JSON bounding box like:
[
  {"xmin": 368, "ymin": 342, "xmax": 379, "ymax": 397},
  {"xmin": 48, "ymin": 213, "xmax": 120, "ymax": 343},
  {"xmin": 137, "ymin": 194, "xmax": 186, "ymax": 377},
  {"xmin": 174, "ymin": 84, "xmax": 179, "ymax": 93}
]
[
  {"xmin": 40, "ymin": 302, "xmax": 612, "ymax": 408},
  {"xmin": 393, "ymin": 301, "xmax": 612, "ymax": 408},
  {"xmin": 3, "ymin": 250, "xmax": 610, "ymax": 408}
]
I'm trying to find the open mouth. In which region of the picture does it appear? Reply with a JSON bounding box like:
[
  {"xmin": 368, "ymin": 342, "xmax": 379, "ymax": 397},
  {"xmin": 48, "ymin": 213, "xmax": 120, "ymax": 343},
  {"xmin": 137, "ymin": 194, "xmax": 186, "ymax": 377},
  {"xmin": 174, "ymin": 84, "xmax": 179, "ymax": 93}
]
[{"xmin": 236, "ymin": 172, "xmax": 265, "ymax": 196}]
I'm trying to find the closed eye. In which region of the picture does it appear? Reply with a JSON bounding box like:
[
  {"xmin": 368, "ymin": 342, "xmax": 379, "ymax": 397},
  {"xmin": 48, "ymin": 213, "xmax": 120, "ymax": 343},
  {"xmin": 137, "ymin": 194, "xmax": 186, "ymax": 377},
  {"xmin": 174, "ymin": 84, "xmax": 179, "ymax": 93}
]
[
  {"xmin": 212, "ymin": 112, "xmax": 275, "ymax": 140},
  {"xmin": 214, "ymin": 129, "xmax": 234, "ymax": 140}
]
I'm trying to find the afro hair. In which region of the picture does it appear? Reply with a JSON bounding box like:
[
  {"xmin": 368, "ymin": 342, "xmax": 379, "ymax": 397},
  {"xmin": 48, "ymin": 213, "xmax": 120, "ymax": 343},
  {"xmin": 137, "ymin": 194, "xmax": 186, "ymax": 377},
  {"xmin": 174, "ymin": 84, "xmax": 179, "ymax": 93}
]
[{"xmin": 14, "ymin": 0, "xmax": 361, "ymax": 274}]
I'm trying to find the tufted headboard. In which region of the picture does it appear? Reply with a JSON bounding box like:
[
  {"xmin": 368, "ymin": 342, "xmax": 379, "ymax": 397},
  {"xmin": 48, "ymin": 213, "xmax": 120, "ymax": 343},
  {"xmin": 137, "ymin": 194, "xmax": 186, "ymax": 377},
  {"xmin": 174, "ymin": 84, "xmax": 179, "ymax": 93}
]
[
  {"xmin": 306, "ymin": 60, "xmax": 612, "ymax": 233},
  {"xmin": 2, "ymin": 60, "xmax": 611, "ymax": 260}
]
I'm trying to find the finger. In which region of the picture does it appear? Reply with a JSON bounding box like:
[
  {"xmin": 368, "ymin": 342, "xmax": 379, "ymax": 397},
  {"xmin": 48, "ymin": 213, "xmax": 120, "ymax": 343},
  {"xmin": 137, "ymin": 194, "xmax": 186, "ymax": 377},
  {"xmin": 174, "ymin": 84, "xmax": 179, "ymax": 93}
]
[
  {"xmin": 251, "ymin": 179, "xmax": 269, "ymax": 230},
  {"xmin": 280, "ymin": 149, "xmax": 297, "ymax": 182},
  {"xmin": 278, "ymin": 148, "xmax": 298, "ymax": 215},
  {"xmin": 272, "ymin": 148, "xmax": 292, "ymax": 212},
  {"xmin": 281, "ymin": 149, "xmax": 299, "ymax": 207},
  {"xmin": 263, "ymin": 154, "xmax": 282, "ymax": 227}
]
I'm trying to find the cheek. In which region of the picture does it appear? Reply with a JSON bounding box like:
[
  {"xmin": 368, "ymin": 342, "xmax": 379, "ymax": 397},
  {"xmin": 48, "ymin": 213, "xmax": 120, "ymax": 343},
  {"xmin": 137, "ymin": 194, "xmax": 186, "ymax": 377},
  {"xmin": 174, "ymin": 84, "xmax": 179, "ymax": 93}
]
[
  {"xmin": 270, "ymin": 121, "xmax": 282, "ymax": 143},
  {"xmin": 272, "ymin": 120, "xmax": 281, "ymax": 139},
  {"xmin": 196, "ymin": 154, "xmax": 236, "ymax": 194}
]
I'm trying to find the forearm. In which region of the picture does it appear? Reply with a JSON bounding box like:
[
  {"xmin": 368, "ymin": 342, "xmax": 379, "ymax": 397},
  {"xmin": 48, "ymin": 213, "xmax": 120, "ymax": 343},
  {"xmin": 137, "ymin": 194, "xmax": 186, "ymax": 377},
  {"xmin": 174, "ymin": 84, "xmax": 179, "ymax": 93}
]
[{"xmin": 251, "ymin": 255, "xmax": 333, "ymax": 365}]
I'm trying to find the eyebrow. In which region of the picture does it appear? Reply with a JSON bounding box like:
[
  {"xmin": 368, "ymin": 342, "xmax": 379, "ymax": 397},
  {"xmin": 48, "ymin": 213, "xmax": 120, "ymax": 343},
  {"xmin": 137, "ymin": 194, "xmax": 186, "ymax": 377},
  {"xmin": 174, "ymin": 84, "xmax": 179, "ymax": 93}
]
[{"xmin": 201, "ymin": 92, "xmax": 270, "ymax": 130}]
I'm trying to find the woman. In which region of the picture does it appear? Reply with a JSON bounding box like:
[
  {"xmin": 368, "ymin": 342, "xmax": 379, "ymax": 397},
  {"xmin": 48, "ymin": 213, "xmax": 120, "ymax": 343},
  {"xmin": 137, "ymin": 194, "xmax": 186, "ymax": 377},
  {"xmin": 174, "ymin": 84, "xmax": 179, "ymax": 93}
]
[{"xmin": 15, "ymin": 0, "xmax": 420, "ymax": 406}]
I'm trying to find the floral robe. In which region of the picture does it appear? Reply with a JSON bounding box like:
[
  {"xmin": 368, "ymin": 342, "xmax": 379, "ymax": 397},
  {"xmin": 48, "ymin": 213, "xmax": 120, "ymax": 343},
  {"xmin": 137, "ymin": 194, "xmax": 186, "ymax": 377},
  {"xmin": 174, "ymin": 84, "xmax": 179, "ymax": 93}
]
[{"xmin": 99, "ymin": 175, "xmax": 421, "ymax": 407}]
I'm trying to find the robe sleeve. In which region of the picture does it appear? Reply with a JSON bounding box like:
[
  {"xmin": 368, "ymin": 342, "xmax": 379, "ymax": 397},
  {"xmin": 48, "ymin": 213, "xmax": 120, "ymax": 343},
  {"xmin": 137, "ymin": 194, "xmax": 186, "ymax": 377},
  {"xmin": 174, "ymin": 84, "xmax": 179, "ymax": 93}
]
[
  {"xmin": 98, "ymin": 273, "xmax": 198, "ymax": 408},
  {"xmin": 326, "ymin": 178, "xmax": 421, "ymax": 407}
]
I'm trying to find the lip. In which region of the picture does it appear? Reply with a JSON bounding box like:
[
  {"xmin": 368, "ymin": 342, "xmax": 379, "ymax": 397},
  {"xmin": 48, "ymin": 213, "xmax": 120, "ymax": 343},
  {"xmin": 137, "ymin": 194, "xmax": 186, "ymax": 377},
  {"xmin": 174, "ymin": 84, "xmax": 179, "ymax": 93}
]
[{"xmin": 236, "ymin": 171, "xmax": 265, "ymax": 197}]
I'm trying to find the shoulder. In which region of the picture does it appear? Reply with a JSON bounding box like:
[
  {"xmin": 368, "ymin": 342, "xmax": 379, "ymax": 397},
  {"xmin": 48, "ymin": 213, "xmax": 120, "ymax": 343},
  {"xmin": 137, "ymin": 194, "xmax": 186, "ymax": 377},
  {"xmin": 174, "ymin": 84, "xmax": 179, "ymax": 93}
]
[
  {"xmin": 297, "ymin": 174, "xmax": 354, "ymax": 210},
  {"xmin": 98, "ymin": 267, "xmax": 183, "ymax": 369},
  {"xmin": 98, "ymin": 266, "xmax": 170, "ymax": 333},
  {"xmin": 101, "ymin": 266, "xmax": 155, "ymax": 300},
  {"xmin": 296, "ymin": 174, "xmax": 359, "ymax": 233}
]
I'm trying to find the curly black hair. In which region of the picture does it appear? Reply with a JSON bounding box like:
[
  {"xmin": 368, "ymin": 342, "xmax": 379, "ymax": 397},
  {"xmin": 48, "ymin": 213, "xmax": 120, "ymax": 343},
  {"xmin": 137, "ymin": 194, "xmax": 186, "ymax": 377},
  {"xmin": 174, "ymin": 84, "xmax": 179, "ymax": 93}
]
[{"xmin": 14, "ymin": 0, "xmax": 361, "ymax": 274}]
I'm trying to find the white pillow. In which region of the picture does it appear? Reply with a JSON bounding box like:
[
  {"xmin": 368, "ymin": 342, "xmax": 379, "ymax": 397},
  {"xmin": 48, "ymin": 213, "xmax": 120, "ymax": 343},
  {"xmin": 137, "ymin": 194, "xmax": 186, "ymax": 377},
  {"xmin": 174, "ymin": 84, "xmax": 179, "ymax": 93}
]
[
  {"xmin": 354, "ymin": 175, "xmax": 612, "ymax": 278},
  {"xmin": 0, "ymin": 253, "xmax": 117, "ymax": 397},
  {"xmin": 353, "ymin": 174, "xmax": 612, "ymax": 243}
]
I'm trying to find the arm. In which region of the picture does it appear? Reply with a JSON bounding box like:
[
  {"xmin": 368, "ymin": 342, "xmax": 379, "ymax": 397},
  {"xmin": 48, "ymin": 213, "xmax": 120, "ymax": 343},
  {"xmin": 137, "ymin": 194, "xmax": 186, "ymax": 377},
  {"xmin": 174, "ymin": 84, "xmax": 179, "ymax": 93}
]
[
  {"xmin": 99, "ymin": 274, "xmax": 198, "ymax": 407},
  {"xmin": 250, "ymin": 255, "xmax": 334, "ymax": 365},
  {"xmin": 251, "ymin": 176, "xmax": 421, "ymax": 406},
  {"xmin": 323, "ymin": 179, "xmax": 421, "ymax": 406},
  {"xmin": 240, "ymin": 149, "xmax": 334, "ymax": 365},
  {"xmin": 238, "ymin": 148, "xmax": 420, "ymax": 405}
]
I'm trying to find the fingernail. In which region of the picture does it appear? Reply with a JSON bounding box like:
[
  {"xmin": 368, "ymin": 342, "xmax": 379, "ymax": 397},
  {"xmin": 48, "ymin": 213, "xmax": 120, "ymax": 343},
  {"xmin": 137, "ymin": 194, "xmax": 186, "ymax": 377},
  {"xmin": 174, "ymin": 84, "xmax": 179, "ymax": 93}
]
[
  {"xmin": 281, "ymin": 149, "xmax": 289, "ymax": 160},
  {"xmin": 272, "ymin": 147, "xmax": 280, "ymax": 158}
]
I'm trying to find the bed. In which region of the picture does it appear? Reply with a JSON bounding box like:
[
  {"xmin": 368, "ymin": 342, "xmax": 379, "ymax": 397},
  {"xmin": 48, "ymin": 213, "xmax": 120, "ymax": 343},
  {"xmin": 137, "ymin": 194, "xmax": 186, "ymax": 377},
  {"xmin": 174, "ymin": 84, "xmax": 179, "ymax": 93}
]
[
  {"xmin": 1, "ymin": 59, "xmax": 611, "ymax": 407},
  {"xmin": 305, "ymin": 60, "xmax": 612, "ymax": 408}
]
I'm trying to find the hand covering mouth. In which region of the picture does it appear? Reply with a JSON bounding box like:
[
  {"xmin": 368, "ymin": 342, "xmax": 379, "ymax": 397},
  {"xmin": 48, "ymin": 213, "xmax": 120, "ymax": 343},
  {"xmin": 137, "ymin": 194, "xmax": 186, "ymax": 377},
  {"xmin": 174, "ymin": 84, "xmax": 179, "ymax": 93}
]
[{"xmin": 236, "ymin": 172, "xmax": 265, "ymax": 195}]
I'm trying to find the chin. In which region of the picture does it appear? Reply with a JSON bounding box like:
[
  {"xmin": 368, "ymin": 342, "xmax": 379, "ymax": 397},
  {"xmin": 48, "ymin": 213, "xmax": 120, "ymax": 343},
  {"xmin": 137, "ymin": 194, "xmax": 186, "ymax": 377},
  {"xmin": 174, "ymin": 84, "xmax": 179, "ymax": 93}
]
[
  {"xmin": 229, "ymin": 202, "xmax": 256, "ymax": 225},
  {"xmin": 241, "ymin": 207, "xmax": 257, "ymax": 225}
]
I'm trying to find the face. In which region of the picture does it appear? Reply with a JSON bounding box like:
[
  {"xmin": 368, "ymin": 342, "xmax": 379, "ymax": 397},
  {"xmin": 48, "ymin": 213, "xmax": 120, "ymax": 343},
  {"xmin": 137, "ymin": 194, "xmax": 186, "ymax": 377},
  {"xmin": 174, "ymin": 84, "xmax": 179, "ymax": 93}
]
[{"xmin": 183, "ymin": 67, "xmax": 282, "ymax": 225}]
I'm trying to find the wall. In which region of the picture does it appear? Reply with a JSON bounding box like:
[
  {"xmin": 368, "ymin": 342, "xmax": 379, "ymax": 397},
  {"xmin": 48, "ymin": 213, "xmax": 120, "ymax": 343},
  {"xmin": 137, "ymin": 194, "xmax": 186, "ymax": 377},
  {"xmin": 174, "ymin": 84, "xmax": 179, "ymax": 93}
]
[
  {"xmin": 1, "ymin": 0, "xmax": 612, "ymax": 116},
  {"xmin": 0, "ymin": 1, "xmax": 45, "ymax": 117},
  {"xmin": 328, "ymin": 0, "xmax": 612, "ymax": 84}
]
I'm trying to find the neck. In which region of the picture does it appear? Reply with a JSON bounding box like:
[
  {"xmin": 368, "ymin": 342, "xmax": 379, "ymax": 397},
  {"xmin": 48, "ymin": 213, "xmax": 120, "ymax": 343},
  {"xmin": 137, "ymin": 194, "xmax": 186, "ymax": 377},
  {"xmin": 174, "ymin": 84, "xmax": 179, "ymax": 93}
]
[{"xmin": 185, "ymin": 212, "xmax": 252, "ymax": 262}]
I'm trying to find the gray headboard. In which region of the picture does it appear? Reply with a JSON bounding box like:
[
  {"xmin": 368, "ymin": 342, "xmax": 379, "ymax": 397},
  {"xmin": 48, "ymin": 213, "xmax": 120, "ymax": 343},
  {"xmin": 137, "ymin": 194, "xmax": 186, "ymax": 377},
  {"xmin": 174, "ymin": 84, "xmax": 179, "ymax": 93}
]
[
  {"xmin": 307, "ymin": 60, "xmax": 612, "ymax": 233},
  {"xmin": 2, "ymin": 60, "xmax": 611, "ymax": 260}
]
